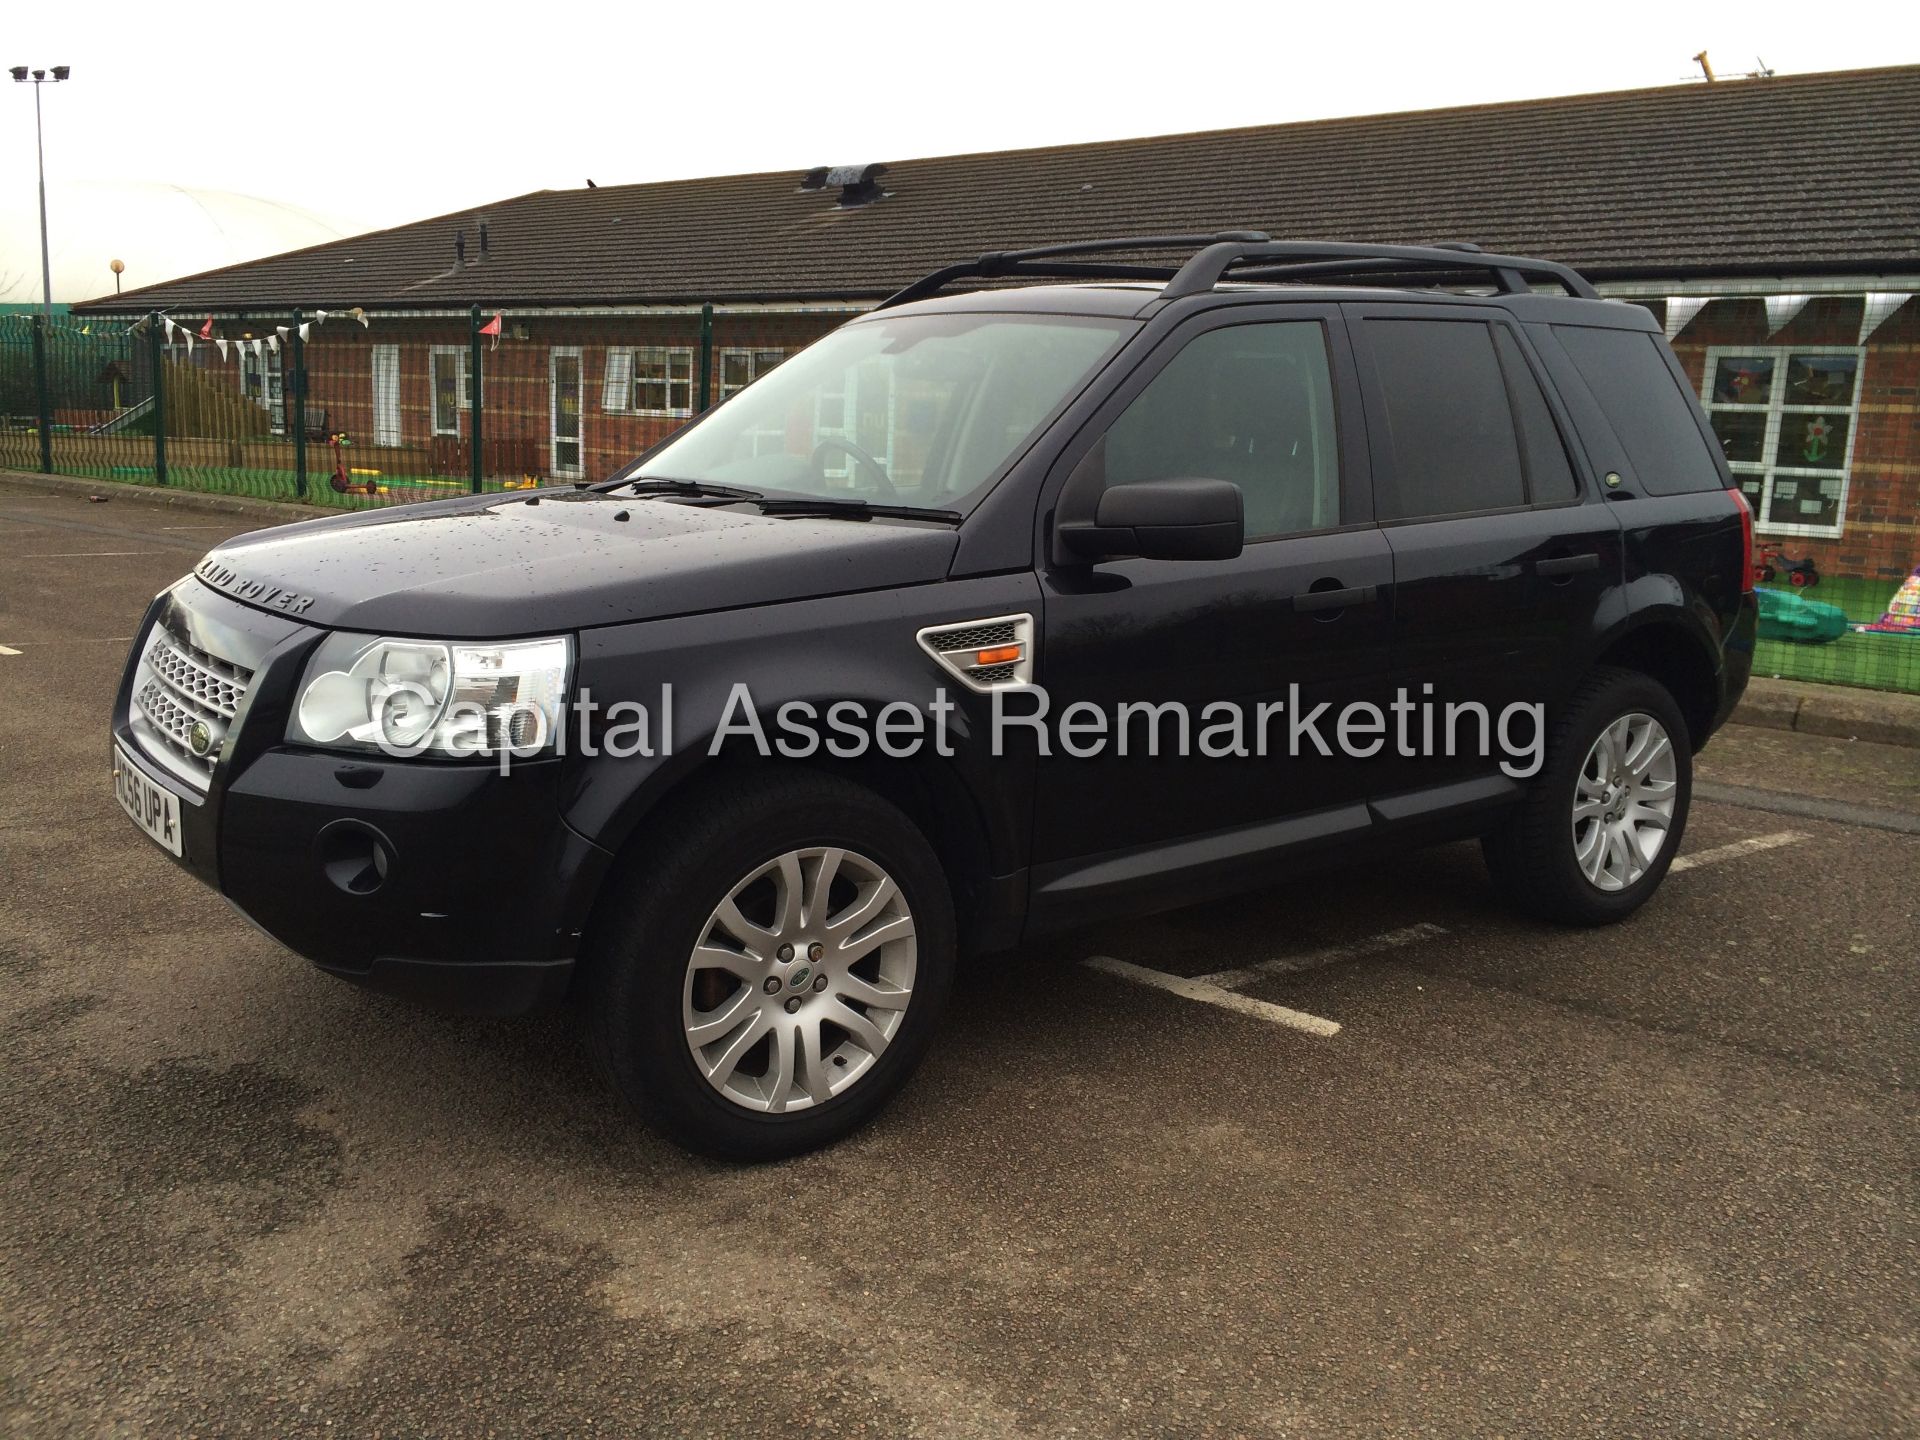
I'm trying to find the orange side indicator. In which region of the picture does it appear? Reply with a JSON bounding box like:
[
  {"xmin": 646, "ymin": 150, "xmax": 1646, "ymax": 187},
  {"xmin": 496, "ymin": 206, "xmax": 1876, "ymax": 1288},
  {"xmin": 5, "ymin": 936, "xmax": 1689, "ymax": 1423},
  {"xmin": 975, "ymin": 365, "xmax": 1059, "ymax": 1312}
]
[{"xmin": 974, "ymin": 645, "xmax": 1022, "ymax": 666}]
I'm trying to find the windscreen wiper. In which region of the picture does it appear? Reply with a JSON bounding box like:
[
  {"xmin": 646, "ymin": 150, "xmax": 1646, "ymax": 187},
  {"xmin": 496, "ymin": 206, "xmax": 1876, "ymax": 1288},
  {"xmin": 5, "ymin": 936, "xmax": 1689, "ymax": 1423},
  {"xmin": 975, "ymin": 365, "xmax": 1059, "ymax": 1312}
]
[
  {"xmin": 608, "ymin": 475, "xmax": 764, "ymax": 501},
  {"xmin": 753, "ymin": 498, "xmax": 962, "ymax": 524}
]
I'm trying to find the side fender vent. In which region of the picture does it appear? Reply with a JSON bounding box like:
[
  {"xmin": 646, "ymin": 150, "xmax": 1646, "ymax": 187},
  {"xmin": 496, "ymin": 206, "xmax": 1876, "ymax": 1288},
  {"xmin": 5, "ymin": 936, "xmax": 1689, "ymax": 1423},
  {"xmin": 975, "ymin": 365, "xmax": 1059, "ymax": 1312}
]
[{"xmin": 916, "ymin": 613, "xmax": 1035, "ymax": 692}]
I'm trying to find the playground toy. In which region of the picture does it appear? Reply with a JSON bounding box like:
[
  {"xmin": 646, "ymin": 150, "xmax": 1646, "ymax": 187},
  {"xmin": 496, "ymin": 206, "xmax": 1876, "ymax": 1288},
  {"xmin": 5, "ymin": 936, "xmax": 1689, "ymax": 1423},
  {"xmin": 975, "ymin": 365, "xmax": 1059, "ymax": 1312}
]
[
  {"xmin": 1755, "ymin": 586, "xmax": 1848, "ymax": 644},
  {"xmin": 327, "ymin": 433, "xmax": 386, "ymax": 497},
  {"xmin": 1756, "ymin": 546, "xmax": 1819, "ymax": 588},
  {"xmin": 1855, "ymin": 566, "xmax": 1920, "ymax": 637}
]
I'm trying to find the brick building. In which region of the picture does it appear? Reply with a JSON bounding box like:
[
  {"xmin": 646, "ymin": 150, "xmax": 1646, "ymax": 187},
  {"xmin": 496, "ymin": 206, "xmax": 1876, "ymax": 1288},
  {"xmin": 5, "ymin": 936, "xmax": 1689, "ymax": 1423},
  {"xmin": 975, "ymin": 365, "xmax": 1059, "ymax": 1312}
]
[{"xmin": 73, "ymin": 64, "xmax": 1920, "ymax": 578}]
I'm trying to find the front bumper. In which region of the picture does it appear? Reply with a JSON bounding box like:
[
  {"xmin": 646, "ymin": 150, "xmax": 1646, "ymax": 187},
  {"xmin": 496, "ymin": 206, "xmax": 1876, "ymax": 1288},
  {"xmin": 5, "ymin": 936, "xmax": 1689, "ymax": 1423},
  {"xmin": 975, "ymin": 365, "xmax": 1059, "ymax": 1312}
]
[{"xmin": 113, "ymin": 582, "xmax": 612, "ymax": 1016}]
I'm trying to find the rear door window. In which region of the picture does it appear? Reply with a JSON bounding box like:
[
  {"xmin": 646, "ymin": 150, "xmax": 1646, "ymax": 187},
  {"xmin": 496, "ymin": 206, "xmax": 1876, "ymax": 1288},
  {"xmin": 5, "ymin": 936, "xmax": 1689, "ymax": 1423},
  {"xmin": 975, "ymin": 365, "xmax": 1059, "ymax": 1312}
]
[
  {"xmin": 1360, "ymin": 318, "xmax": 1526, "ymax": 521},
  {"xmin": 1553, "ymin": 326, "xmax": 1723, "ymax": 495},
  {"xmin": 1492, "ymin": 326, "xmax": 1579, "ymax": 504}
]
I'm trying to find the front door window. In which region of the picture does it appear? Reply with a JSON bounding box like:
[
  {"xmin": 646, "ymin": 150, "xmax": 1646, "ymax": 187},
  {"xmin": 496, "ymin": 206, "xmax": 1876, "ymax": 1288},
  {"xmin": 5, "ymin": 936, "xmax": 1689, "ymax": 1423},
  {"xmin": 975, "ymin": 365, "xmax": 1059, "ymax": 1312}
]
[{"xmin": 1103, "ymin": 321, "xmax": 1342, "ymax": 539}]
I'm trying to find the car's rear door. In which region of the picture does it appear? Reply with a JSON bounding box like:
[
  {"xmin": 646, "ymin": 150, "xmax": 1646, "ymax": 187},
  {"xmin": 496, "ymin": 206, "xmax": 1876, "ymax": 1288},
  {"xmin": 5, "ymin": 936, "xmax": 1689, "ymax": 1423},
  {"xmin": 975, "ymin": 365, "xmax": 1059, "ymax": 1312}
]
[{"xmin": 1343, "ymin": 304, "xmax": 1622, "ymax": 798}]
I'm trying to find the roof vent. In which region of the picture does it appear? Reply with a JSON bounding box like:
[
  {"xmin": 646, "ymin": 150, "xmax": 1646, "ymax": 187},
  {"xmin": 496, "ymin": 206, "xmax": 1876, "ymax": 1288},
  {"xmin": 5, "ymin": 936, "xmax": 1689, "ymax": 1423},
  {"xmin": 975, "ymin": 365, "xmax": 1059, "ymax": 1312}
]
[{"xmin": 799, "ymin": 163, "xmax": 889, "ymax": 208}]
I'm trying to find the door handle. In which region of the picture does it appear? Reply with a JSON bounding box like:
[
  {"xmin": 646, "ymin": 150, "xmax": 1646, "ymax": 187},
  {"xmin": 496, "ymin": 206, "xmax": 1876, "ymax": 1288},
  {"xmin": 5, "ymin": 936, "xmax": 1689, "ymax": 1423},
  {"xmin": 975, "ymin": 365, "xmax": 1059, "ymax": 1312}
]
[
  {"xmin": 1534, "ymin": 553, "xmax": 1599, "ymax": 579},
  {"xmin": 1292, "ymin": 583, "xmax": 1377, "ymax": 613}
]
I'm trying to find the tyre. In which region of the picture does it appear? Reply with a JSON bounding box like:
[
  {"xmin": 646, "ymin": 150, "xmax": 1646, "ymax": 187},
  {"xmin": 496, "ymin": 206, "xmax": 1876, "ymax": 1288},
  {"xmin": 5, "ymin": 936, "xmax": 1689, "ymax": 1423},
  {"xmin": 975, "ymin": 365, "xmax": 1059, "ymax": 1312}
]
[
  {"xmin": 581, "ymin": 771, "xmax": 955, "ymax": 1161},
  {"xmin": 1482, "ymin": 667, "xmax": 1691, "ymax": 926}
]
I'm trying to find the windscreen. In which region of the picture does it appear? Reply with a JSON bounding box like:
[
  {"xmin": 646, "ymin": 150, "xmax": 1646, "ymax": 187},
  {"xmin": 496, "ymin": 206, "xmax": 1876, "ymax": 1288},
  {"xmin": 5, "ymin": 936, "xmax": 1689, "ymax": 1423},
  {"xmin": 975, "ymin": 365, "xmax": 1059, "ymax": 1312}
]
[{"xmin": 625, "ymin": 313, "xmax": 1131, "ymax": 509}]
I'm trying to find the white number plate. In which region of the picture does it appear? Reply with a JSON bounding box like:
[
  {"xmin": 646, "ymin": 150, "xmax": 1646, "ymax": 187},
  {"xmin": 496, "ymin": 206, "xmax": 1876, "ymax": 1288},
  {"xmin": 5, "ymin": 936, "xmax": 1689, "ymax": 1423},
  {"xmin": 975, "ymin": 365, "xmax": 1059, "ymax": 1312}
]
[{"xmin": 113, "ymin": 743, "xmax": 183, "ymax": 857}]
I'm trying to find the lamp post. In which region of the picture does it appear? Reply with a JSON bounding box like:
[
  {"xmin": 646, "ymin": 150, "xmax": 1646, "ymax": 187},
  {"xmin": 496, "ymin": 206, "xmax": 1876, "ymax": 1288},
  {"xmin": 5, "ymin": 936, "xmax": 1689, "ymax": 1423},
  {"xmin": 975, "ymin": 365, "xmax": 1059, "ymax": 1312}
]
[{"xmin": 11, "ymin": 65, "xmax": 71, "ymax": 320}]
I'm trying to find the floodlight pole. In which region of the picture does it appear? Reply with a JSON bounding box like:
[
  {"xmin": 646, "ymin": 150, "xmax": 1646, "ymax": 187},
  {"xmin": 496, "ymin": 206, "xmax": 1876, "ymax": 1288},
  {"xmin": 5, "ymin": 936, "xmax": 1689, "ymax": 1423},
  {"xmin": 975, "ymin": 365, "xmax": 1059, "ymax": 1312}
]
[
  {"xmin": 12, "ymin": 66, "xmax": 71, "ymax": 320},
  {"xmin": 33, "ymin": 80, "xmax": 50, "ymax": 318}
]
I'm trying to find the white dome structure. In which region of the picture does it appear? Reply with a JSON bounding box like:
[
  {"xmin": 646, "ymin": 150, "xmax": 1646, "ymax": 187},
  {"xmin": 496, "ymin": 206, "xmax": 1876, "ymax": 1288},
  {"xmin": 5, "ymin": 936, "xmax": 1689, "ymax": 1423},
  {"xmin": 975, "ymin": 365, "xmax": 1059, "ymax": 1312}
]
[{"xmin": 0, "ymin": 179, "xmax": 359, "ymax": 307}]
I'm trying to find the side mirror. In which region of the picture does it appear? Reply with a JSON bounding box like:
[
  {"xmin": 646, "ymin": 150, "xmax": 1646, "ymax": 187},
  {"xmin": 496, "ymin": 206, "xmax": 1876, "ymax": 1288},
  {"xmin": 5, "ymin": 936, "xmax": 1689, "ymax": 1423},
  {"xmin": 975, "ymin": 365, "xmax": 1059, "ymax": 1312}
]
[{"xmin": 1056, "ymin": 476, "xmax": 1244, "ymax": 563}]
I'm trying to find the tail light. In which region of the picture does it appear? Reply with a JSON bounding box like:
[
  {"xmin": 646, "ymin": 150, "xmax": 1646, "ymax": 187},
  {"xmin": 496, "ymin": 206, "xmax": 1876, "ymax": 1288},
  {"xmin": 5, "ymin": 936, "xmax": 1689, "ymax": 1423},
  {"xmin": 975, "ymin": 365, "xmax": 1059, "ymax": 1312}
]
[{"xmin": 1730, "ymin": 487, "xmax": 1755, "ymax": 591}]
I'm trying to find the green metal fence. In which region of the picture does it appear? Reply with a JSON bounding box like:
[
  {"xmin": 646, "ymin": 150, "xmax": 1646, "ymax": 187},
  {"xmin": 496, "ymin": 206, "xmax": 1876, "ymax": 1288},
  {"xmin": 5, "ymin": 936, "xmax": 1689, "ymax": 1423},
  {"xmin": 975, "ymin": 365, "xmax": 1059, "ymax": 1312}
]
[
  {"xmin": 1752, "ymin": 574, "xmax": 1920, "ymax": 696},
  {"xmin": 4, "ymin": 307, "xmax": 1917, "ymax": 696},
  {"xmin": 0, "ymin": 305, "xmax": 844, "ymax": 512}
]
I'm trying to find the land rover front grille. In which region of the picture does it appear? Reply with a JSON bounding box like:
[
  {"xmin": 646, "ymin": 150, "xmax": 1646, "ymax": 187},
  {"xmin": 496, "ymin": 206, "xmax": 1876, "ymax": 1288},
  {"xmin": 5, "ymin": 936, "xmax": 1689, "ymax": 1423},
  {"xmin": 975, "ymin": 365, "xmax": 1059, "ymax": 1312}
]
[
  {"xmin": 130, "ymin": 628, "xmax": 255, "ymax": 784},
  {"xmin": 146, "ymin": 636, "xmax": 246, "ymax": 717}
]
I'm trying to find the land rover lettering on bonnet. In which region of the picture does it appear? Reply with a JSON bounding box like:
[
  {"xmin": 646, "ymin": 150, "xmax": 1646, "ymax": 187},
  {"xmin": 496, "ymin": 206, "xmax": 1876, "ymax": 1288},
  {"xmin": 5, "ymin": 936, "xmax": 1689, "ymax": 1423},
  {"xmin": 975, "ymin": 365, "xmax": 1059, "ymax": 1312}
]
[
  {"xmin": 193, "ymin": 558, "xmax": 316, "ymax": 614},
  {"xmin": 111, "ymin": 236, "xmax": 1755, "ymax": 1159}
]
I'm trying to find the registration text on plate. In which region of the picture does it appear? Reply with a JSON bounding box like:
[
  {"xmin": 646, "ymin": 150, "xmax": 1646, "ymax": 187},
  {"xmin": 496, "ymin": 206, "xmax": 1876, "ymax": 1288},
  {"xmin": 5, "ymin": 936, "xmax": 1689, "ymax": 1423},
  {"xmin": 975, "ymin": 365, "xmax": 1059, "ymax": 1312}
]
[{"xmin": 114, "ymin": 744, "xmax": 183, "ymax": 857}]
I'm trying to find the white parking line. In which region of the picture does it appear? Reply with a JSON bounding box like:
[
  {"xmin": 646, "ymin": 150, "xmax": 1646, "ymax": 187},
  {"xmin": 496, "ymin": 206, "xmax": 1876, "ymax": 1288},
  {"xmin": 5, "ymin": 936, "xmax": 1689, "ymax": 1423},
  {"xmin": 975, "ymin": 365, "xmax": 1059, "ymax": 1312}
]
[
  {"xmin": 1196, "ymin": 922, "xmax": 1450, "ymax": 991},
  {"xmin": 1082, "ymin": 829, "xmax": 1809, "ymax": 1041},
  {"xmin": 27, "ymin": 551, "xmax": 165, "ymax": 558},
  {"xmin": 1669, "ymin": 830, "xmax": 1807, "ymax": 873},
  {"xmin": 0, "ymin": 638, "xmax": 132, "ymax": 648},
  {"xmin": 1083, "ymin": 956, "xmax": 1342, "ymax": 1036}
]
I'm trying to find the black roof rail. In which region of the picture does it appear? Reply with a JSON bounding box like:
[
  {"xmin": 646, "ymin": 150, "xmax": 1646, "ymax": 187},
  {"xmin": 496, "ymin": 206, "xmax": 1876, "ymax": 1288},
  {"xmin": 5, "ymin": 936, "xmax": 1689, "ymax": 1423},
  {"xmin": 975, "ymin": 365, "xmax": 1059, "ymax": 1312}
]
[
  {"xmin": 879, "ymin": 234, "xmax": 1598, "ymax": 308},
  {"xmin": 876, "ymin": 232, "xmax": 1271, "ymax": 309},
  {"xmin": 1163, "ymin": 239, "xmax": 1597, "ymax": 299}
]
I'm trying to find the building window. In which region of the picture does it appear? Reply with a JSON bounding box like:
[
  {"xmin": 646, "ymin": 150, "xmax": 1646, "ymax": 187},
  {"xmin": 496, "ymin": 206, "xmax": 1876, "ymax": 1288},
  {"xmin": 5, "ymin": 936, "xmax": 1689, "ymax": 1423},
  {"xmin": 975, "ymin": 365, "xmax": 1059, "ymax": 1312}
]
[
  {"xmin": 239, "ymin": 346, "xmax": 285, "ymax": 434},
  {"xmin": 1700, "ymin": 346, "xmax": 1863, "ymax": 537},
  {"xmin": 431, "ymin": 347, "xmax": 471, "ymax": 437},
  {"xmin": 603, "ymin": 347, "xmax": 694, "ymax": 416},
  {"xmin": 719, "ymin": 348, "xmax": 787, "ymax": 400}
]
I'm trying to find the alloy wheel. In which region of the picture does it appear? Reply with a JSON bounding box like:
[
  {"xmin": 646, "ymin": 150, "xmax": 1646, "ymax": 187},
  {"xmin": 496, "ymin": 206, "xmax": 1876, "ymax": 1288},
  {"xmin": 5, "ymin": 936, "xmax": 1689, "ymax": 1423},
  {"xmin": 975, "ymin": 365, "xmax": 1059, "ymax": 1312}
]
[
  {"xmin": 682, "ymin": 846, "xmax": 917, "ymax": 1113},
  {"xmin": 1572, "ymin": 711, "xmax": 1678, "ymax": 892}
]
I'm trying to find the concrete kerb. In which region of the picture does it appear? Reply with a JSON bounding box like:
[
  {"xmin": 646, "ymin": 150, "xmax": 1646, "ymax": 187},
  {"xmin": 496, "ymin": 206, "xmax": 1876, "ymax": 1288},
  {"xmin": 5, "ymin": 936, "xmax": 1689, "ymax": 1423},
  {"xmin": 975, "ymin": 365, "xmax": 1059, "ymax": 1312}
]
[{"xmin": 0, "ymin": 469, "xmax": 320, "ymax": 527}]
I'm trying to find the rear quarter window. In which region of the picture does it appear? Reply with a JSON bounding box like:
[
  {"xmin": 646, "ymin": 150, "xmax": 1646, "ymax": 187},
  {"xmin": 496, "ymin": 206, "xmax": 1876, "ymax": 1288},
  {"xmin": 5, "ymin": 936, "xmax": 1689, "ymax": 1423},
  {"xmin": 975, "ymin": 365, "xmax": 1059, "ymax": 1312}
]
[{"xmin": 1553, "ymin": 326, "xmax": 1723, "ymax": 496}]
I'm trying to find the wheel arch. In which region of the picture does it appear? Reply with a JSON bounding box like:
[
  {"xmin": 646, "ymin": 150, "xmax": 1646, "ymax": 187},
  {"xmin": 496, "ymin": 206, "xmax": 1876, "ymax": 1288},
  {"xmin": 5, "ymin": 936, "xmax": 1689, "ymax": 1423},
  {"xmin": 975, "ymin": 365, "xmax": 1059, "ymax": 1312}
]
[
  {"xmin": 1591, "ymin": 614, "xmax": 1722, "ymax": 751},
  {"xmin": 570, "ymin": 738, "xmax": 1018, "ymax": 980}
]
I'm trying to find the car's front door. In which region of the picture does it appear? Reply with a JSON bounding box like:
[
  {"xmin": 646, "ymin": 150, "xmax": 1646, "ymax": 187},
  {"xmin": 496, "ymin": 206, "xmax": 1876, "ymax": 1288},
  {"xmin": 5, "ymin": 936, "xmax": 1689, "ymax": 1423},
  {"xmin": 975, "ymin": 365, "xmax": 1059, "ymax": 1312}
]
[{"xmin": 1027, "ymin": 306, "xmax": 1394, "ymax": 918}]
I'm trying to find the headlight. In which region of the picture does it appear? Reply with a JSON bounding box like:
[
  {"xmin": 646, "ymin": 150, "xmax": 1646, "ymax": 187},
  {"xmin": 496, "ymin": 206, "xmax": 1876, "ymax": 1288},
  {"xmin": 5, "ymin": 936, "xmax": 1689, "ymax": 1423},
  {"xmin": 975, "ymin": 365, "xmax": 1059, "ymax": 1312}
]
[{"xmin": 288, "ymin": 632, "xmax": 572, "ymax": 759}]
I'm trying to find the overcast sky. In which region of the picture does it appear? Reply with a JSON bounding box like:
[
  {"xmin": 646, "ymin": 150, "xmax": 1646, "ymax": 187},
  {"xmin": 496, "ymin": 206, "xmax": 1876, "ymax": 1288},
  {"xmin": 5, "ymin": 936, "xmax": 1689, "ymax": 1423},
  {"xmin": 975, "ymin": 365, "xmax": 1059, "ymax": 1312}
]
[{"xmin": 3, "ymin": 0, "xmax": 1914, "ymax": 299}]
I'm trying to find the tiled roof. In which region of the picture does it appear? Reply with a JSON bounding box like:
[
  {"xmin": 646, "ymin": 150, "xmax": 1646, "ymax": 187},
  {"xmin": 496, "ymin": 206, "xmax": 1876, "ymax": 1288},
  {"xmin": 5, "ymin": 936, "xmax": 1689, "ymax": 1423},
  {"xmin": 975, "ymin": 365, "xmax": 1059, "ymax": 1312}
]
[{"xmin": 76, "ymin": 65, "xmax": 1920, "ymax": 314}]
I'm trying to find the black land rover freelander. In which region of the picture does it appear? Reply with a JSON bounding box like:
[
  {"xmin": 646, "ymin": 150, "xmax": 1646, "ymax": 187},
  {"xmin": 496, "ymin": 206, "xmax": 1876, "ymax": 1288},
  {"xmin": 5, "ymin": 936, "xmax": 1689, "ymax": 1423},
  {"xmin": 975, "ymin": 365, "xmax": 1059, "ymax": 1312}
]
[{"xmin": 112, "ymin": 236, "xmax": 1756, "ymax": 1158}]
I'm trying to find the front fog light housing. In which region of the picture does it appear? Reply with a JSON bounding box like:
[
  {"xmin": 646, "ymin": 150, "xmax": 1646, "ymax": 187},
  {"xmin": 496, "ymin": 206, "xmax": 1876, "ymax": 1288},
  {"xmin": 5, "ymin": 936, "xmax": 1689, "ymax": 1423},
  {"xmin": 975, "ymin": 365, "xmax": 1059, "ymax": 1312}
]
[{"xmin": 288, "ymin": 633, "xmax": 572, "ymax": 758}]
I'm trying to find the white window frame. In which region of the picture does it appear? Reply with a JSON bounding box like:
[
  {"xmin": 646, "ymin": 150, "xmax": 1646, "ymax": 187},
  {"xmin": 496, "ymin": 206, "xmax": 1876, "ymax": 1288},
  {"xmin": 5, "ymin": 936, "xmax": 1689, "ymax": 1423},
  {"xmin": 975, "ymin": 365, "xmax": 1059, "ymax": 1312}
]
[
  {"xmin": 605, "ymin": 345, "xmax": 694, "ymax": 417},
  {"xmin": 371, "ymin": 344, "xmax": 401, "ymax": 447},
  {"xmin": 1700, "ymin": 344, "xmax": 1864, "ymax": 539},
  {"xmin": 718, "ymin": 347, "xmax": 787, "ymax": 401},
  {"xmin": 430, "ymin": 346, "xmax": 471, "ymax": 437},
  {"xmin": 550, "ymin": 345, "xmax": 585, "ymax": 480},
  {"xmin": 238, "ymin": 346, "xmax": 286, "ymax": 435}
]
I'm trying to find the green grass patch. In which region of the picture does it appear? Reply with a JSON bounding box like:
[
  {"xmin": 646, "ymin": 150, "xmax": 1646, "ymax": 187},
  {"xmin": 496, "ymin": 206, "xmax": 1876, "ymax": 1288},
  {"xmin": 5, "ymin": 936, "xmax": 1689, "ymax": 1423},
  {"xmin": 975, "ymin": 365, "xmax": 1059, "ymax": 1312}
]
[
  {"xmin": 64, "ymin": 464, "xmax": 513, "ymax": 512},
  {"xmin": 1753, "ymin": 576, "xmax": 1920, "ymax": 695}
]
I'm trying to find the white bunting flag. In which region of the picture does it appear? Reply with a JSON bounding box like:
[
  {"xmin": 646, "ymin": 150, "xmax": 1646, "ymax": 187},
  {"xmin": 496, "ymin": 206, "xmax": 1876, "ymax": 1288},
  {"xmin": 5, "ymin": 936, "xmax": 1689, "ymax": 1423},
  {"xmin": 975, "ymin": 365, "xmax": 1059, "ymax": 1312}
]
[
  {"xmin": 1663, "ymin": 296, "xmax": 1710, "ymax": 339},
  {"xmin": 298, "ymin": 323, "xmax": 311, "ymax": 342},
  {"xmin": 1764, "ymin": 294, "xmax": 1812, "ymax": 335},
  {"xmin": 182, "ymin": 332, "xmax": 194, "ymax": 357},
  {"xmin": 313, "ymin": 309, "xmax": 328, "ymax": 325},
  {"xmin": 252, "ymin": 337, "xmax": 265, "ymax": 361},
  {"xmin": 162, "ymin": 316, "xmax": 176, "ymax": 343},
  {"xmin": 266, "ymin": 334, "xmax": 279, "ymax": 355},
  {"xmin": 1859, "ymin": 292, "xmax": 1910, "ymax": 345},
  {"xmin": 216, "ymin": 338, "xmax": 229, "ymax": 361},
  {"xmin": 275, "ymin": 326, "xmax": 290, "ymax": 340}
]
